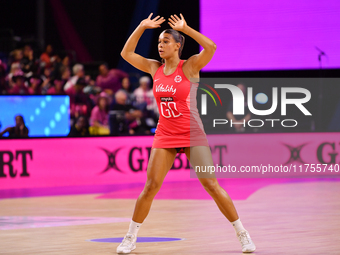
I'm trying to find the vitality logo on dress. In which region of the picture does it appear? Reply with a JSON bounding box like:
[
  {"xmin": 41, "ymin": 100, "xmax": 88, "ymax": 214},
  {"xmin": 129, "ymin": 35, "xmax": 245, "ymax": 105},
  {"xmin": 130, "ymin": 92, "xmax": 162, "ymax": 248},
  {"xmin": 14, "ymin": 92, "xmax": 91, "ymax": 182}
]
[{"xmin": 155, "ymin": 84, "xmax": 177, "ymax": 95}]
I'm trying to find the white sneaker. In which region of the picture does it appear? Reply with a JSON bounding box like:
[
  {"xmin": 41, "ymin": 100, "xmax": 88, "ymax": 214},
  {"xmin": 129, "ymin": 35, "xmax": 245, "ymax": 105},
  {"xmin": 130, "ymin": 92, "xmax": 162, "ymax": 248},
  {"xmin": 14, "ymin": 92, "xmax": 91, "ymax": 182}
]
[
  {"xmin": 237, "ymin": 230, "xmax": 256, "ymax": 253},
  {"xmin": 116, "ymin": 234, "xmax": 136, "ymax": 254}
]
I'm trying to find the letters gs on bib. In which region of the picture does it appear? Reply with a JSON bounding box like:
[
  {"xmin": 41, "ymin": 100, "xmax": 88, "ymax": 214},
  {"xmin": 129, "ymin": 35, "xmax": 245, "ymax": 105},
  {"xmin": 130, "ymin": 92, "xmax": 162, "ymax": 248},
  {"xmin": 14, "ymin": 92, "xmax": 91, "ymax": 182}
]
[
  {"xmin": 160, "ymin": 97, "xmax": 182, "ymax": 118},
  {"xmin": 157, "ymin": 74, "xmax": 182, "ymax": 119}
]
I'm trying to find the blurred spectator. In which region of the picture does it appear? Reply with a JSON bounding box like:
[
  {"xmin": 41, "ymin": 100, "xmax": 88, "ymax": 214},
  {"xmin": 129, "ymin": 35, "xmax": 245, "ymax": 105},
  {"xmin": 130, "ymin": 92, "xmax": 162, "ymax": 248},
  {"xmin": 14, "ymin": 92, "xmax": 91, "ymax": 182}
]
[
  {"xmin": 89, "ymin": 92, "xmax": 110, "ymax": 135},
  {"xmin": 109, "ymin": 90, "xmax": 146, "ymax": 135},
  {"xmin": 96, "ymin": 64, "xmax": 128, "ymax": 95},
  {"xmin": 8, "ymin": 71, "xmax": 28, "ymax": 94},
  {"xmin": 62, "ymin": 55, "xmax": 71, "ymax": 68},
  {"xmin": 6, "ymin": 62, "xmax": 22, "ymax": 88},
  {"xmin": 226, "ymin": 84, "xmax": 251, "ymax": 132},
  {"xmin": 119, "ymin": 77, "xmax": 133, "ymax": 104},
  {"xmin": 21, "ymin": 45, "xmax": 38, "ymax": 76},
  {"xmin": 64, "ymin": 64, "xmax": 85, "ymax": 91},
  {"xmin": 133, "ymin": 76, "xmax": 152, "ymax": 108},
  {"xmin": 28, "ymin": 75, "xmax": 42, "ymax": 95},
  {"xmin": 51, "ymin": 53, "xmax": 62, "ymax": 78},
  {"xmin": 40, "ymin": 44, "xmax": 55, "ymax": 67},
  {"xmin": 0, "ymin": 60, "xmax": 7, "ymax": 94},
  {"xmin": 55, "ymin": 55, "xmax": 71, "ymax": 80},
  {"xmin": 47, "ymin": 78, "xmax": 66, "ymax": 95},
  {"xmin": 90, "ymin": 92, "xmax": 109, "ymax": 127},
  {"xmin": 68, "ymin": 115, "xmax": 89, "ymax": 137},
  {"xmin": 133, "ymin": 76, "xmax": 158, "ymax": 115},
  {"xmin": 60, "ymin": 66, "xmax": 71, "ymax": 82},
  {"xmin": 8, "ymin": 49, "xmax": 23, "ymax": 67},
  {"xmin": 85, "ymin": 74, "xmax": 95, "ymax": 87},
  {"xmin": 40, "ymin": 67, "xmax": 53, "ymax": 94},
  {"xmin": 0, "ymin": 115, "xmax": 29, "ymax": 138},
  {"xmin": 66, "ymin": 78, "xmax": 92, "ymax": 119}
]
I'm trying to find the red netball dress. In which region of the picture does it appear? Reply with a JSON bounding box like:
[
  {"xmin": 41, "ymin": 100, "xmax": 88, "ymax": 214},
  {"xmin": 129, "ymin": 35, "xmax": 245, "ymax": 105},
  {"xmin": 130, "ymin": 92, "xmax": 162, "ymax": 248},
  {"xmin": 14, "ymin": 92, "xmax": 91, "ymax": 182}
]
[{"xmin": 152, "ymin": 60, "xmax": 209, "ymax": 149}]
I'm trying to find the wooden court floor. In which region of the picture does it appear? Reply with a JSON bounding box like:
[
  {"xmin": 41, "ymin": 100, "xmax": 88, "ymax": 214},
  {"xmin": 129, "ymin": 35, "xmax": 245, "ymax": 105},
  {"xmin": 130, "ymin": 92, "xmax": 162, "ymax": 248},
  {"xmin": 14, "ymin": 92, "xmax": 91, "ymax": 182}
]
[{"xmin": 1, "ymin": 180, "xmax": 340, "ymax": 255}]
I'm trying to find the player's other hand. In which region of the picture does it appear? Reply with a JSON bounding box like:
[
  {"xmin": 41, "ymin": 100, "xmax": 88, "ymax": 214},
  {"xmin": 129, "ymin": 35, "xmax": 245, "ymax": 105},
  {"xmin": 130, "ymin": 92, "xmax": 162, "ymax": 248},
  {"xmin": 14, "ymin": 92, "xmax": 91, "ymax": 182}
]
[
  {"xmin": 140, "ymin": 13, "xmax": 165, "ymax": 29},
  {"xmin": 168, "ymin": 13, "xmax": 187, "ymax": 32}
]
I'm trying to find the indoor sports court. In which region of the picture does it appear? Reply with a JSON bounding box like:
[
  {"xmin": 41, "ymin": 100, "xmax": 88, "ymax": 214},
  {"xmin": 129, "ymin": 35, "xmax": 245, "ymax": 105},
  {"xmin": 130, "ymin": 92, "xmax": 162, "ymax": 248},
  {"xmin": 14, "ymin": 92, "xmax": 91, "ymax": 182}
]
[{"xmin": 1, "ymin": 178, "xmax": 340, "ymax": 254}]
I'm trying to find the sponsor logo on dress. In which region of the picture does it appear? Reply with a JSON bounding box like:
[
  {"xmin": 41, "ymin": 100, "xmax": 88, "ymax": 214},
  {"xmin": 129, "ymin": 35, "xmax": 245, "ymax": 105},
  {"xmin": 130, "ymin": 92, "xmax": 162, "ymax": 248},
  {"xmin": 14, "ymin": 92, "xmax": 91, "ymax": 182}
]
[
  {"xmin": 160, "ymin": 97, "xmax": 173, "ymax": 102},
  {"xmin": 155, "ymin": 84, "xmax": 177, "ymax": 95},
  {"xmin": 174, "ymin": 75, "xmax": 182, "ymax": 83}
]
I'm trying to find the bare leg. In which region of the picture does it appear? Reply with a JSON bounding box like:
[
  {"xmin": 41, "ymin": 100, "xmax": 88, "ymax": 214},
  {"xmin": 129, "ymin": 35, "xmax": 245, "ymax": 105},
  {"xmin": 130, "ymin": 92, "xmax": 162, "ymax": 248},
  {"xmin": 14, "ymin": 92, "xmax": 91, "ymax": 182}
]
[
  {"xmin": 132, "ymin": 148, "xmax": 177, "ymax": 223},
  {"xmin": 185, "ymin": 146, "xmax": 239, "ymax": 222}
]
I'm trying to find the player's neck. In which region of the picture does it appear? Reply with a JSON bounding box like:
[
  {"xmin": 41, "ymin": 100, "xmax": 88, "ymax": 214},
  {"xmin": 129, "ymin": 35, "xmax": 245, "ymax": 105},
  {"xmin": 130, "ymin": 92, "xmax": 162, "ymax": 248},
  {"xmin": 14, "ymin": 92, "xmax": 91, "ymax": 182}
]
[{"xmin": 163, "ymin": 56, "xmax": 181, "ymax": 70}]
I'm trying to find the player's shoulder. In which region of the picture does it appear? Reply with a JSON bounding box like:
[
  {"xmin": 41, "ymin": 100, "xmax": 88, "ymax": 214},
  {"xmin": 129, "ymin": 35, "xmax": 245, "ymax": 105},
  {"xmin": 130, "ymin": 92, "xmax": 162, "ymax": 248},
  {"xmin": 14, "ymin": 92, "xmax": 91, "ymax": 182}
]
[
  {"xmin": 182, "ymin": 55, "xmax": 200, "ymax": 80},
  {"xmin": 148, "ymin": 59, "xmax": 163, "ymax": 77},
  {"xmin": 182, "ymin": 54, "xmax": 199, "ymax": 66}
]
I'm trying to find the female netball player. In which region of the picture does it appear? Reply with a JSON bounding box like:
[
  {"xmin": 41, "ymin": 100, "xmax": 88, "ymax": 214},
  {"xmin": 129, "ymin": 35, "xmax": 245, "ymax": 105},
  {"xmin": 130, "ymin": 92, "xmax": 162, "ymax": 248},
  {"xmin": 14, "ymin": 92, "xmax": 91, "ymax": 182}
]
[{"xmin": 118, "ymin": 13, "xmax": 256, "ymax": 254}]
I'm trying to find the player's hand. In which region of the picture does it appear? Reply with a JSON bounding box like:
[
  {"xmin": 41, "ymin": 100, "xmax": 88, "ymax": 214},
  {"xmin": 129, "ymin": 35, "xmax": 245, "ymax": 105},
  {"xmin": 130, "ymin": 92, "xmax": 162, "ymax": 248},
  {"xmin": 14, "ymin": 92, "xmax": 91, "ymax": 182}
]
[
  {"xmin": 140, "ymin": 13, "xmax": 165, "ymax": 29},
  {"xmin": 168, "ymin": 13, "xmax": 187, "ymax": 32}
]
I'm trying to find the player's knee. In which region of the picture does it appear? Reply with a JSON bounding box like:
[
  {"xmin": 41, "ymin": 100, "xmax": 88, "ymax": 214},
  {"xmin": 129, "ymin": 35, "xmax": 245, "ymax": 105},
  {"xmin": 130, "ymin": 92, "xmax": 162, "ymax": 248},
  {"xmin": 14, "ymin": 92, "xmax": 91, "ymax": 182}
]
[
  {"xmin": 143, "ymin": 180, "xmax": 161, "ymax": 197},
  {"xmin": 201, "ymin": 179, "xmax": 220, "ymax": 195}
]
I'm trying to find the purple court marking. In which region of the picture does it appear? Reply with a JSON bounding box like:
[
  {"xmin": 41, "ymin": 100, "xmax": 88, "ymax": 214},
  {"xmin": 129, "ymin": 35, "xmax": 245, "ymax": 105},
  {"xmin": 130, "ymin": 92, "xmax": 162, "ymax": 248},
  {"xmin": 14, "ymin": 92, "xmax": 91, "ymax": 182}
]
[
  {"xmin": 0, "ymin": 216, "xmax": 130, "ymax": 230},
  {"xmin": 89, "ymin": 237, "xmax": 184, "ymax": 243}
]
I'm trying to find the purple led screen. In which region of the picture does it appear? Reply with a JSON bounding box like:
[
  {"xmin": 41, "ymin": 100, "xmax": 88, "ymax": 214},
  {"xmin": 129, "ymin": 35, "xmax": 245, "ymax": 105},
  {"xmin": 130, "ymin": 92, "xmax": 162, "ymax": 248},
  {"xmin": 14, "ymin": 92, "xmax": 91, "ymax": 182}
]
[{"xmin": 200, "ymin": 0, "xmax": 340, "ymax": 71}]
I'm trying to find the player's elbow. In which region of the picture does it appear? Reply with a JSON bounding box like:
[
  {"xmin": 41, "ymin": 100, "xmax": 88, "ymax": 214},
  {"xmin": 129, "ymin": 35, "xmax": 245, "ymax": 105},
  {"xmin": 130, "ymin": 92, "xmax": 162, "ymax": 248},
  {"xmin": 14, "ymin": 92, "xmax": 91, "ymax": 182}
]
[
  {"xmin": 206, "ymin": 42, "xmax": 217, "ymax": 53},
  {"xmin": 120, "ymin": 50, "xmax": 127, "ymax": 60},
  {"xmin": 121, "ymin": 47, "xmax": 131, "ymax": 59},
  {"xmin": 211, "ymin": 43, "xmax": 217, "ymax": 52}
]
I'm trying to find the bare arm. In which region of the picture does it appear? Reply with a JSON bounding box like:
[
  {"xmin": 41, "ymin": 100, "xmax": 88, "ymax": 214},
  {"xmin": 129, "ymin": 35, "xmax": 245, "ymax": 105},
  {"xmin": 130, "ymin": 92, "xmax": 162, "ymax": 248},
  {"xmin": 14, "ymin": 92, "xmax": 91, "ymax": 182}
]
[
  {"xmin": 0, "ymin": 127, "xmax": 11, "ymax": 137},
  {"xmin": 121, "ymin": 13, "xmax": 165, "ymax": 76},
  {"xmin": 168, "ymin": 14, "xmax": 216, "ymax": 75}
]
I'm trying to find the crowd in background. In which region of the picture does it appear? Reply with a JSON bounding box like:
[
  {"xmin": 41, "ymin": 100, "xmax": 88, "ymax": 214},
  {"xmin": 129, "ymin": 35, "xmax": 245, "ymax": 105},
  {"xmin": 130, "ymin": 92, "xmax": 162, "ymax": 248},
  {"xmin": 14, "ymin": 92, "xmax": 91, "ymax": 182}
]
[
  {"xmin": 0, "ymin": 44, "xmax": 159, "ymax": 137},
  {"xmin": 2, "ymin": 44, "xmax": 304, "ymax": 137}
]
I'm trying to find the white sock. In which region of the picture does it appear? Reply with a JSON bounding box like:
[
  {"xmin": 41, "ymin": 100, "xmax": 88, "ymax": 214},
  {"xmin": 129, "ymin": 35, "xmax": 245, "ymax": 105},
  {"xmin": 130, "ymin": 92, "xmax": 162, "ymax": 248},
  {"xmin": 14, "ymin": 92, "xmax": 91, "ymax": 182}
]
[
  {"xmin": 231, "ymin": 218, "xmax": 246, "ymax": 234},
  {"xmin": 127, "ymin": 220, "xmax": 142, "ymax": 236}
]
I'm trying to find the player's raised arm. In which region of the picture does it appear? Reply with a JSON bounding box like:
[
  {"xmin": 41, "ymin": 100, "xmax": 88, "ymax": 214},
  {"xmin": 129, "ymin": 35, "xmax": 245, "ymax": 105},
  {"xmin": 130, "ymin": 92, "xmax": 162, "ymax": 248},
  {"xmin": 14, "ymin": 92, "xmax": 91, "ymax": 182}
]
[
  {"xmin": 121, "ymin": 13, "xmax": 165, "ymax": 76},
  {"xmin": 168, "ymin": 13, "xmax": 216, "ymax": 74}
]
